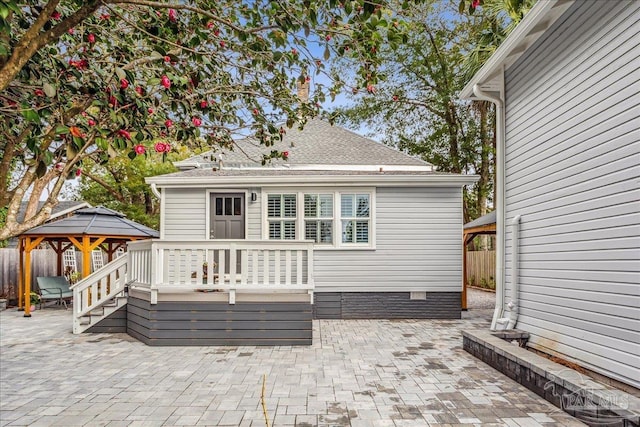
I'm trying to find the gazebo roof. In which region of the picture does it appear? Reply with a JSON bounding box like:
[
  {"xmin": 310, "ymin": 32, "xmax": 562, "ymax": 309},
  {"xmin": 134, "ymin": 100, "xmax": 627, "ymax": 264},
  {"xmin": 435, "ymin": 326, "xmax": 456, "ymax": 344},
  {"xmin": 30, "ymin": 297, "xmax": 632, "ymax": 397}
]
[
  {"xmin": 20, "ymin": 206, "xmax": 159, "ymax": 238},
  {"xmin": 464, "ymin": 211, "xmax": 496, "ymax": 230}
]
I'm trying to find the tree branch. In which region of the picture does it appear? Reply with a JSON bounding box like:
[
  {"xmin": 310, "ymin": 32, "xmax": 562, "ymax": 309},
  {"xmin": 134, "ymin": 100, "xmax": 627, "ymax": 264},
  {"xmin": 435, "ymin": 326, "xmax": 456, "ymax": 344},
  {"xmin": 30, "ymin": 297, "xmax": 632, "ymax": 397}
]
[{"xmin": 0, "ymin": 1, "xmax": 103, "ymax": 92}]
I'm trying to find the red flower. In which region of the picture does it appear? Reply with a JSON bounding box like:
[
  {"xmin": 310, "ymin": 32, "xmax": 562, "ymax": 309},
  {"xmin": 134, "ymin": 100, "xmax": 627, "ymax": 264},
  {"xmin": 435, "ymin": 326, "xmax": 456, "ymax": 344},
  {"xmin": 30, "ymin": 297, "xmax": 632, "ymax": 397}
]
[
  {"xmin": 279, "ymin": 127, "xmax": 286, "ymax": 135},
  {"xmin": 472, "ymin": 0, "xmax": 481, "ymax": 7},
  {"xmin": 51, "ymin": 11, "xmax": 61, "ymax": 20},
  {"xmin": 168, "ymin": 9, "xmax": 177, "ymax": 22},
  {"xmin": 305, "ymin": 76, "xmax": 311, "ymax": 82},
  {"xmin": 87, "ymin": 119, "xmax": 97, "ymax": 126},
  {"xmin": 214, "ymin": 29, "xmax": 220, "ymax": 37},
  {"xmin": 34, "ymin": 89, "xmax": 45, "ymax": 97},
  {"xmin": 252, "ymin": 108, "xmax": 259, "ymax": 116},
  {"xmin": 120, "ymin": 79, "xmax": 129, "ymax": 89},
  {"xmin": 108, "ymin": 95, "xmax": 117, "ymax": 108},
  {"xmin": 325, "ymin": 35, "xmax": 331, "ymax": 41},
  {"xmin": 283, "ymin": 151, "xmax": 289, "ymax": 159},
  {"xmin": 135, "ymin": 86, "xmax": 144, "ymax": 95},
  {"xmin": 291, "ymin": 48, "xmax": 298, "ymax": 56},
  {"xmin": 55, "ymin": 163, "xmax": 65, "ymax": 172},
  {"xmin": 154, "ymin": 142, "xmax": 171, "ymax": 153},
  {"xmin": 76, "ymin": 168, "xmax": 82, "ymax": 177},
  {"xmin": 67, "ymin": 28, "xmax": 75, "ymax": 35},
  {"xmin": 220, "ymin": 40, "xmax": 226, "ymax": 49},
  {"xmin": 100, "ymin": 13, "xmax": 110, "ymax": 20},
  {"xmin": 366, "ymin": 84, "xmax": 376, "ymax": 94},
  {"xmin": 192, "ymin": 117, "xmax": 202, "ymax": 127},
  {"xmin": 392, "ymin": 95, "xmax": 399, "ymax": 102},
  {"xmin": 118, "ymin": 129, "xmax": 131, "ymax": 140},
  {"xmin": 164, "ymin": 119, "xmax": 173, "ymax": 128},
  {"xmin": 200, "ymin": 100, "xmax": 208, "ymax": 108},
  {"xmin": 164, "ymin": 56, "xmax": 171, "ymax": 63},
  {"xmin": 160, "ymin": 75, "xmax": 171, "ymax": 89},
  {"xmin": 147, "ymin": 108, "xmax": 154, "ymax": 114},
  {"xmin": 207, "ymin": 21, "xmax": 214, "ymax": 29},
  {"xmin": 134, "ymin": 144, "xmax": 146, "ymax": 155},
  {"xmin": 87, "ymin": 33, "xmax": 96, "ymax": 44}
]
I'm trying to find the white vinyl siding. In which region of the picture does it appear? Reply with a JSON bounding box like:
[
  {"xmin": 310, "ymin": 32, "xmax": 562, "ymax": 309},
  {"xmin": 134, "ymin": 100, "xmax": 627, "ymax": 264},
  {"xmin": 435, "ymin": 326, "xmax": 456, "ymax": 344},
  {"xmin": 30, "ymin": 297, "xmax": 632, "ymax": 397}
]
[
  {"xmin": 503, "ymin": 0, "xmax": 640, "ymax": 388},
  {"xmin": 163, "ymin": 188, "xmax": 262, "ymax": 240},
  {"xmin": 163, "ymin": 188, "xmax": 206, "ymax": 239},
  {"xmin": 314, "ymin": 187, "xmax": 462, "ymax": 293},
  {"xmin": 162, "ymin": 186, "xmax": 463, "ymax": 294}
]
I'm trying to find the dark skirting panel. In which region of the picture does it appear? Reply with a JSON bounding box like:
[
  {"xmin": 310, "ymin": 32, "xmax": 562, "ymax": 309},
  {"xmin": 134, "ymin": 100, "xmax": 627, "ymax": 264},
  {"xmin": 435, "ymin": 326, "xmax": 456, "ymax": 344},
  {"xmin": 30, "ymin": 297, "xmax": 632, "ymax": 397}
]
[
  {"xmin": 86, "ymin": 305, "xmax": 127, "ymax": 333},
  {"xmin": 314, "ymin": 292, "xmax": 461, "ymax": 319},
  {"xmin": 126, "ymin": 297, "xmax": 312, "ymax": 346}
]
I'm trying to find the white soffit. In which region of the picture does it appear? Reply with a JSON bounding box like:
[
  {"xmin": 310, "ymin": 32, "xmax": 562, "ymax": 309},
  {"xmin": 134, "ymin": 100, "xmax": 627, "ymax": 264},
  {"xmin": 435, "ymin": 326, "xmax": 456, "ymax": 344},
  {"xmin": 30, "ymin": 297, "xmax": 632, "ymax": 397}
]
[{"xmin": 460, "ymin": 0, "xmax": 575, "ymax": 99}]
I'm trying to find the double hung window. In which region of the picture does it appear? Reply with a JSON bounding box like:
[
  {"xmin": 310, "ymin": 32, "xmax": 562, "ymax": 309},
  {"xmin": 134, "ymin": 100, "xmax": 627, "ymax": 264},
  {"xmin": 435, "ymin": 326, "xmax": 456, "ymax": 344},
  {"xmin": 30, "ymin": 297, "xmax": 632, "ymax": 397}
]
[{"xmin": 267, "ymin": 194, "xmax": 296, "ymax": 240}]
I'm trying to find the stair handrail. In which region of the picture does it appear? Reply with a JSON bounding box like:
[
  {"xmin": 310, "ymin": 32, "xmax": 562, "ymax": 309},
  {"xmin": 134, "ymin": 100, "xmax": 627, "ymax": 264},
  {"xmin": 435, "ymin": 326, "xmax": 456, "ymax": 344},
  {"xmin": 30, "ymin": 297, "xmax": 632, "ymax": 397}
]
[{"xmin": 72, "ymin": 255, "xmax": 128, "ymax": 318}]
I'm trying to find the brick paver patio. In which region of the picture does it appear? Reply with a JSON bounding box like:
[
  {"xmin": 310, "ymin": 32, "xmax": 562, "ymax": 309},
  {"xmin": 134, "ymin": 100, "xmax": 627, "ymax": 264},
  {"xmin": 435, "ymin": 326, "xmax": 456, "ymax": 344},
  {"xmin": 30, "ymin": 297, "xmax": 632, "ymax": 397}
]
[{"xmin": 0, "ymin": 303, "xmax": 584, "ymax": 426}]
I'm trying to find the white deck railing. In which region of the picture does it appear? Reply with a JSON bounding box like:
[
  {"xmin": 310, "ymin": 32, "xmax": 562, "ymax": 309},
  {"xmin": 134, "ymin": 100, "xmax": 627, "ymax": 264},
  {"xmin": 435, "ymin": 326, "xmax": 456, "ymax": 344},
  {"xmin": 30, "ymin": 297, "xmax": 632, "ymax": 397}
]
[
  {"xmin": 70, "ymin": 255, "xmax": 129, "ymax": 333},
  {"xmin": 127, "ymin": 239, "xmax": 315, "ymax": 304}
]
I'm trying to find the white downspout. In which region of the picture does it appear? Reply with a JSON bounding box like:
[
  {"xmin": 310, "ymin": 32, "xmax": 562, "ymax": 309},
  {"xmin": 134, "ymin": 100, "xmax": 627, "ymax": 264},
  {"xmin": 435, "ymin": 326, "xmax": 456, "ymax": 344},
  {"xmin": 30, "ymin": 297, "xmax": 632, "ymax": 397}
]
[
  {"xmin": 507, "ymin": 215, "xmax": 521, "ymax": 329},
  {"xmin": 472, "ymin": 82, "xmax": 505, "ymax": 331}
]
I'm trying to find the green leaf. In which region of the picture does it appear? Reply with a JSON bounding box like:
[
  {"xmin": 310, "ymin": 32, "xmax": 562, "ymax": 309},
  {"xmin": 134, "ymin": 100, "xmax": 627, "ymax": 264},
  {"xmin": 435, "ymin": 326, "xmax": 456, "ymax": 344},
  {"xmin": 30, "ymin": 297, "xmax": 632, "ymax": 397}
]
[
  {"xmin": 22, "ymin": 109, "xmax": 39, "ymax": 122},
  {"xmin": 147, "ymin": 78, "xmax": 161, "ymax": 86},
  {"xmin": 55, "ymin": 125, "xmax": 69, "ymax": 135},
  {"xmin": 324, "ymin": 46, "xmax": 330, "ymax": 61},
  {"xmin": 43, "ymin": 82, "xmax": 56, "ymax": 97},
  {"xmin": 0, "ymin": 5, "xmax": 9, "ymax": 20},
  {"xmin": 115, "ymin": 67, "xmax": 126, "ymax": 81}
]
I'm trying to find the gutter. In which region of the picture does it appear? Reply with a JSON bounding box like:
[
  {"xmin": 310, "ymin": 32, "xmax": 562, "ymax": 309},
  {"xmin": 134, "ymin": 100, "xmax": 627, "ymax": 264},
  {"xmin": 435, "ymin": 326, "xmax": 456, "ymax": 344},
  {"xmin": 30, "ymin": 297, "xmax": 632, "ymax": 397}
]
[
  {"xmin": 472, "ymin": 83, "xmax": 506, "ymax": 331},
  {"xmin": 146, "ymin": 174, "xmax": 479, "ymax": 187}
]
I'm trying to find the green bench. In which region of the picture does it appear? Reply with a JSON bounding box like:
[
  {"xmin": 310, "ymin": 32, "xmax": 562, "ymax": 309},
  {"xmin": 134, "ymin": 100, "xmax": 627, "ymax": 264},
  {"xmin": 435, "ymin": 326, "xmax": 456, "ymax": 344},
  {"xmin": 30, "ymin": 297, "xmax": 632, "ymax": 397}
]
[{"xmin": 36, "ymin": 276, "xmax": 73, "ymax": 309}]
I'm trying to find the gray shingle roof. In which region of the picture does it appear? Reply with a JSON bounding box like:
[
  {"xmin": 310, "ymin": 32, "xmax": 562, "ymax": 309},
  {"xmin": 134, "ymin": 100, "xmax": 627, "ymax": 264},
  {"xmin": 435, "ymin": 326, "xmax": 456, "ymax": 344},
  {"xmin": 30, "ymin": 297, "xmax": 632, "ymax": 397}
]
[
  {"xmin": 17, "ymin": 200, "xmax": 91, "ymax": 223},
  {"xmin": 158, "ymin": 168, "xmax": 448, "ymax": 179},
  {"xmin": 175, "ymin": 119, "xmax": 431, "ymax": 169},
  {"xmin": 464, "ymin": 211, "xmax": 496, "ymax": 229},
  {"xmin": 21, "ymin": 206, "xmax": 159, "ymax": 238}
]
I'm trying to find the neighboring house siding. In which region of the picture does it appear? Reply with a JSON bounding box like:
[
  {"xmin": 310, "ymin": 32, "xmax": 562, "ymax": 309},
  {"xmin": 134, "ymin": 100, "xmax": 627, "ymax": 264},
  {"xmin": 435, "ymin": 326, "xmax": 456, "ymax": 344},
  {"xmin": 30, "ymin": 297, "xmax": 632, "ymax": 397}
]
[
  {"xmin": 503, "ymin": 0, "xmax": 640, "ymax": 387},
  {"xmin": 314, "ymin": 187, "xmax": 462, "ymax": 293}
]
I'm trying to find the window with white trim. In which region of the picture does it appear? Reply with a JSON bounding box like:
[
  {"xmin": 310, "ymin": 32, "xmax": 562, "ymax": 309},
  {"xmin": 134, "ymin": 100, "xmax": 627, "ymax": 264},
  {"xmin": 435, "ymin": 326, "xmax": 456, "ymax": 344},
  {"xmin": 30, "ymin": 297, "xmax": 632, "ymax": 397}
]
[
  {"xmin": 304, "ymin": 194, "xmax": 333, "ymax": 244},
  {"xmin": 263, "ymin": 190, "xmax": 374, "ymax": 248},
  {"xmin": 267, "ymin": 194, "xmax": 296, "ymax": 239},
  {"xmin": 341, "ymin": 193, "xmax": 370, "ymax": 244}
]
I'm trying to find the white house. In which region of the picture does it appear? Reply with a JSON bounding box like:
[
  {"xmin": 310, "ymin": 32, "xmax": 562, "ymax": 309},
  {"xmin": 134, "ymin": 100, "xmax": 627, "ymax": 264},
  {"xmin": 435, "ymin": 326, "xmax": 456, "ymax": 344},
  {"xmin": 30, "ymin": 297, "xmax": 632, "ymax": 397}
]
[
  {"xmin": 460, "ymin": 0, "xmax": 639, "ymax": 388},
  {"xmin": 71, "ymin": 118, "xmax": 477, "ymax": 345}
]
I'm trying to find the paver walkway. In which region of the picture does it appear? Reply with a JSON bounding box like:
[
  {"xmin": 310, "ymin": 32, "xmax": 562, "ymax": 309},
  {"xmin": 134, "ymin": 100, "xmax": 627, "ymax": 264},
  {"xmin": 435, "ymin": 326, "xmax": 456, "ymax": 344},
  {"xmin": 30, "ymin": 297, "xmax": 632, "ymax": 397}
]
[{"xmin": 0, "ymin": 298, "xmax": 583, "ymax": 426}]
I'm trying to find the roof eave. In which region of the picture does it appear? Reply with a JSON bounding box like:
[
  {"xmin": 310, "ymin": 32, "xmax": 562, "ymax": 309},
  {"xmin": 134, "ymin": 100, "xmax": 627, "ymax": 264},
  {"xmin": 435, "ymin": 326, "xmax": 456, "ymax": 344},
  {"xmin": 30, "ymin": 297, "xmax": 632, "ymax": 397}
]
[
  {"xmin": 147, "ymin": 173, "xmax": 479, "ymax": 187},
  {"xmin": 460, "ymin": 0, "xmax": 575, "ymax": 100}
]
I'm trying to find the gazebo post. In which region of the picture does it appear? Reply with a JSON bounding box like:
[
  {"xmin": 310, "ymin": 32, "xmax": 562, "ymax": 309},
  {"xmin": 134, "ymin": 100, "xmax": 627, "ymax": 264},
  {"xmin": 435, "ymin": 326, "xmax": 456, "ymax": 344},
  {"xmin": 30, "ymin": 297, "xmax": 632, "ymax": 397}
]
[
  {"xmin": 18, "ymin": 237, "xmax": 24, "ymax": 310},
  {"xmin": 22, "ymin": 236, "xmax": 44, "ymax": 317}
]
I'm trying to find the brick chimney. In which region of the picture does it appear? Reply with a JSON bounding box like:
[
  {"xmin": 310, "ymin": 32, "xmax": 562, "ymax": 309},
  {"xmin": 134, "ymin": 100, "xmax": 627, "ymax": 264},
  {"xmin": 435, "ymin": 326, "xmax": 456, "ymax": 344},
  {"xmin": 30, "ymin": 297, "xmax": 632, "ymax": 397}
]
[{"xmin": 297, "ymin": 80, "xmax": 309, "ymax": 102}]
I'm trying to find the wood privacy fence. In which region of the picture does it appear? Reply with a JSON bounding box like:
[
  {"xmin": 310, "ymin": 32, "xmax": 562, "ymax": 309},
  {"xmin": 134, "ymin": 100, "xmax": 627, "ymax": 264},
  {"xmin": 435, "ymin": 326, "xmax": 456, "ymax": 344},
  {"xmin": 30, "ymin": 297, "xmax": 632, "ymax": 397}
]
[
  {"xmin": 466, "ymin": 250, "xmax": 496, "ymax": 289},
  {"xmin": 0, "ymin": 248, "xmax": 57, "ymax": 300}
]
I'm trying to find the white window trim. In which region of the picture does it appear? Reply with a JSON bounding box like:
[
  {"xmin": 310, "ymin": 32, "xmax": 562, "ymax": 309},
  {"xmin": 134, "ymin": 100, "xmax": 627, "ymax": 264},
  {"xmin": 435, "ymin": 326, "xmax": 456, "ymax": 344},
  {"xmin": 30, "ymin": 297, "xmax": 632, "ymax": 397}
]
[
  {"xmin": 205, "ymin": 189, "xmax": 249, "ymax": 240},
  {"xmin": 261, "ymin": 187, "xmax": 376, "ymax": 250},
  {"xmin": 303, "ymin": 193, "xmax": 335, "ymax": 245},
  {"xmin": 266, "ymin": 193, "xmax": 298, "ymax": 240}
]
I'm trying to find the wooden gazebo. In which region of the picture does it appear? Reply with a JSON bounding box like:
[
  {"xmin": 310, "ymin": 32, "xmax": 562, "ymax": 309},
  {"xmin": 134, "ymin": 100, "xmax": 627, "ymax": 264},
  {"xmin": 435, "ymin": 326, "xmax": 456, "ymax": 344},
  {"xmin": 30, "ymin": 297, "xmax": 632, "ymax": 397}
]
[
  {"xmin": 18, "ymin": 206, "xmax": 158, "ymax": 316},
  {"xmin": 462, "ymin": 211, "xmax": 496, "ymax": 310}
]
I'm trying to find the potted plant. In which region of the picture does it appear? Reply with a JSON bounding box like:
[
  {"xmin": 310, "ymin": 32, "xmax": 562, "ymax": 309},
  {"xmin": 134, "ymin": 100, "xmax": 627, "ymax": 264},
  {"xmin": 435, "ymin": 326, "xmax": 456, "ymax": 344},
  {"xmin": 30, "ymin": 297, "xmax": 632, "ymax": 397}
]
[{"xmin": 30, "ymin": 292, "xmax": 40, "ymax": 311}]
